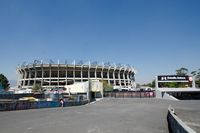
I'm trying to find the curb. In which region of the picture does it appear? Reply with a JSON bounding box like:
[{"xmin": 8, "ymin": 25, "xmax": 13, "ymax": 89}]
[
  {"xmin": 86, "ymin": 98, "xmax": 104, "ymax": 105},
  {"xmin": 167, "ymin": 105, "xmax": 196, "ymax": 133}
]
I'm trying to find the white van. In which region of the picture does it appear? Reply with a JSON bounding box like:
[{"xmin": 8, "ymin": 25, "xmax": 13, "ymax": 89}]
[
  {"xmin": 113, "ymin": 87, "xmax": 136, "ymax": 92},
  {"xmin": 139, "ymin": 86, "xmax": 154, "ymax": 91}
]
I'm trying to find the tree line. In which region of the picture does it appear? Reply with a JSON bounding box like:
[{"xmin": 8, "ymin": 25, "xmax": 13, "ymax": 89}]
[{"xmin": 0, "ymin": 73, "xmax": 10, "ymax": 91}]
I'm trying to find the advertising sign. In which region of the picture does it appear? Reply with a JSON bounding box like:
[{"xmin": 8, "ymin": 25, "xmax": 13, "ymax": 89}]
[{"xmin": 157, "ymin": 75, "xmax": 193, "ymax": 82}]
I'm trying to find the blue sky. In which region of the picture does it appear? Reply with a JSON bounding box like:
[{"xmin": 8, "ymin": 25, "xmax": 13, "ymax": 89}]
[{"xmin": 0, "ymin": 0, "xmax": 200, "ymax": 84}]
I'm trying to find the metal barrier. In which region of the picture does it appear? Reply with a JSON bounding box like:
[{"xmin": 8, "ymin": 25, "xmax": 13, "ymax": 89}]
[
  {"xmin": 0, "ymin": 93, "xmax": 44, "ymax": 100},
  {"xmin": 0, "ymin": 100, "xmax": 88, "ymax": 111},
  {"xmin": 103, "ymin": 91, "xmax": 155, "ymax": 98},
  {"xmin": 167, "ymin": 105, "xmax": 196, "ymax": 133}
]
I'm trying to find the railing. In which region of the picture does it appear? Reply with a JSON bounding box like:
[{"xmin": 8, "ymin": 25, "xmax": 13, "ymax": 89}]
[
  {"xmin": 18, "ymin": 59, "xmax": 134, "ymax": 70},
  {"xmin": 103, "ymin": 91, "xmax": 155, "ymax": 98}
]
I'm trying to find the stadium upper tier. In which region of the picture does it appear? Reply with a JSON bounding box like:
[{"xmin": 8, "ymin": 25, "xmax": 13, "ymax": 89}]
[{"xmin": 17, "ymin": 60, "xmax": 136, "ymax": 89}]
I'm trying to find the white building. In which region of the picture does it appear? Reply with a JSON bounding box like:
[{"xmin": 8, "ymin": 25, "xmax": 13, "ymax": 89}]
[{"xmin": 17, "ymin": 60, "xmax": 136, "ymax": 90}]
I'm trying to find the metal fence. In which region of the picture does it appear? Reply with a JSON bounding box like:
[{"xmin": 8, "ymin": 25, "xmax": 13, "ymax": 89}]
[{"xmin": 103, "ymin": 91, "xmax": 155, "ymax": 98}]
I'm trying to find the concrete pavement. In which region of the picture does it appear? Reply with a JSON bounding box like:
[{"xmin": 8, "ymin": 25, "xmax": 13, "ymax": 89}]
[{"xmin": 0, "ymin": 98, "xmax": 199, "ymax": 133}]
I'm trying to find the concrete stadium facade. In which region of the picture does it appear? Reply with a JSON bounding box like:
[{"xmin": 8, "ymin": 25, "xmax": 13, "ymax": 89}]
[{"xmin": 17, "ymin": 60, "xmax": 136, "ymax": 89}]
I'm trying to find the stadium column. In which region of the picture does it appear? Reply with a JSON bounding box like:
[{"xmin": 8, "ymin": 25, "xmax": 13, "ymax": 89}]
[
  {"xmin": 41, "ymin": 64, "xmax": 44, "ymax": 87},
  {"xmin": 123, "ymin": 69, "xmax": 126, "ymax": 87},
  {"xmin": 65, "ymin": 65, "xmax": 68, "ymax": 85},
  {"xmin": 22, "ymin": 69, "xmax": 25, "ymax": 87},
  {"xmin": 49, "ymin": 64, "xmax": 51, "ymax": 87},
  {"xmin": 131, "ymin": 69, "xmax": 135, "ymax": 87},
  {"xmin": 95, "ymin": 65, "xmax": 97, "ymax": 80},
  {"xmin": 86, "ymin": 62, "xmax": 91, "ymax": 102},
  {"xmin": 101, "ymin": 64, "xmax": 104, "ymax": 81},
  {"xmin": 73, "ymin": 63, "xmax": 75, "ymax": 83},
  {"xmin": 27, "ymin": 67, "xmax": 31, "ymax": 87},
  {"xmin": 127, "ymin": 70, "xmax": 130, "ymax": 86},
  {"xmin": 34, "ymin": 65, "xmax": 37, "ymax": 87},
  {"xmin": 88, "ymin": 62, "xmax": 90, "ymax": 80},
  {"xmin": 22, "ymin": 69, "xmax": 26, "ymax": 87},
  {"xmin": 20, "ymin": 69, "xmax": 23, "ymax": 87},
  {"xmin": 81, "ymin": 65, "xmax": 83, "ymax": 82},
  {"xmin": 58, "ymin": 64, "xmax": 60, "ymax": 87},
  {"xmin": 107, "ymin": 66, "xmax": 111, "ymax": 85},
  {"xmin": 18, "ymin": 69, "xmax": 23, "ymax": 88},
  {"xmin": 24, "ymin": 68, "xmax": 27, "ymax": 79},
  {"xmin": 126, "ymin": 70, "xmax": 129, "ymax": 87},
  {"xmin": 130, "ymin": 71, "xmax": 133, "ymax": 87},
  {"xmin": 16, "ymin": 69, "xmax": 20, "ymax": 88},
  {"xmin": 24, "ymin": 68, "xmax": 27, "ymax": 87},
  {"xmin": 18, "ymin": 69, "xmax": 22, "ymax": 80},
  {"xmin": 133, "ymin": 68, "xmax": 135, "ymax": 87},
  {"xmin": 113, "ymin": 67, "xmax": 116, "ymax": 86},
  {"xmin": 118, "ymin": 68, "xmax": 122, "ymax": 87}
]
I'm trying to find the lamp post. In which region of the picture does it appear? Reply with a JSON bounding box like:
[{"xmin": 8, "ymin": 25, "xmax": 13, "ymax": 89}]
[
  {"xmin": 56, "ymin": 90, "xmax": 59, "ymax": 101},
  {"xmin": 192, "ymin": 76, "xmax": 196, "ymax": 88},
  {"xmin": 68, "ymin": 88, "xmax": 71, "ymax": 96}
]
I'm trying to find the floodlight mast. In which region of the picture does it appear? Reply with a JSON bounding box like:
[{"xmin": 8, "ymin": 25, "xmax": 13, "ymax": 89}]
[
  {"xmin": 192, "ymin": 76, "xmax": 196, "ymax": 88},
  {"xmin": 155, "ymin": 76, "xmax": 159, "ymax": 89}
]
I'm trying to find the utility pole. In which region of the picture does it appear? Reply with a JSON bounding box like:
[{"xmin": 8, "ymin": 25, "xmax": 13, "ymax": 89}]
[{"xmin": 192, "ymin": 76, "xmax": 196, "ymax": 88}]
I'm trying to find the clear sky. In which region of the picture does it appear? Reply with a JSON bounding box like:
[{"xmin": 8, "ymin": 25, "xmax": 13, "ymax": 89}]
[{"xmin": 0, "ymin": 0, "xmax": 200, "ymax": 84}]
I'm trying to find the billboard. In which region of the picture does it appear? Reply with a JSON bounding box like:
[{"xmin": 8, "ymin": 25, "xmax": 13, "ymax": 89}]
[{"xmin": 157, "ymin": 75, "xmax": 193, "ymax": 82}]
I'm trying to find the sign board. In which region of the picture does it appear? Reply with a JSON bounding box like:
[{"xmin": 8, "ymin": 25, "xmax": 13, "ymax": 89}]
[
  {"xmin": 157, "ymin": 75, "xmax": 193, "ymax": 82},
  {"xmin": 155, "ymin": 75, "xmax": 197, "ymax": 98}
]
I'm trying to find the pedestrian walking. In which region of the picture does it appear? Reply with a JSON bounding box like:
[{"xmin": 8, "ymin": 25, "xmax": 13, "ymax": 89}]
[{"xmin": 60, "ymin": 99, "xmax": 64, "ymax": 107}]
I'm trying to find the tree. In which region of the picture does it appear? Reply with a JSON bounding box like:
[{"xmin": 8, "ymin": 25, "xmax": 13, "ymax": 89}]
[
  {"xmin": 191, "ymin": 71, "xmax": 197, "ymax": 76},
  {"xmin": 0, "ymin": 73, "xmax": 10, "ymax": 91},
  {"xmin": 32, "ymin": 84, "xmax": 43, "ymax": 93},
  {"xmin": 176, "ymin": 67, "xmax": 188, "ymax": 76},
  {"xmin": 136, "ymin": 83, "xmax": 141, "ymax": 88},
  {"xmin": 100, "ymin": 80, "xmax": 113, "ymax": 92},
  {"xmin": 189, "ymin": 69, "xmax": 200, "ymax": 88},
  {"xmin": 150, "ymin": 80, "xmax": 155, "ymax": 88},
  {"xmin": 142, "ymin": 80, "xmax": 155, "ymax": 88},
  {"xmin": 194, "ymin": 69, "xmax": 200, "ymax": 88}
]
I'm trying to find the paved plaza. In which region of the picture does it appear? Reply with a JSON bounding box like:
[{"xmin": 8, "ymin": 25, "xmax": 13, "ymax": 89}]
[
  {"xmin": 175, "ymin": 106, "xmax": 200, "ymax": 132},
  {"xmin": 0, "ymin": 98, "xmax": 200, "ymax": 133}
]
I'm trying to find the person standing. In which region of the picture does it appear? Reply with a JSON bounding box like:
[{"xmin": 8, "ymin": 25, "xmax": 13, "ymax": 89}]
[{"xmin": 60, "ymin": 99, "xmax": 64, "ymax": 107}]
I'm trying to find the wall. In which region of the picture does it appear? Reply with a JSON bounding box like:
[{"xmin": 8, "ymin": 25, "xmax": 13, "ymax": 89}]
[
  {"xmin": 156, "ymin": 89, "xmax": 178, "ymax": 100},
  {"xmin": 65, "ymin": 81, "xmax": 89, "ymax": 94},
  {"xmin": 167, "ymin": 106, "xmax": 196, "ymax": 133},
  {"xmin": 0, "ymin": 100, "xmax": 88, "ymax": 111}
]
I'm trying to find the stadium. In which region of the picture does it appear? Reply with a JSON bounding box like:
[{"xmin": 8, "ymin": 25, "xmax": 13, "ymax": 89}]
[{"xmin": 17, "ymin": 60, "xmax": 136, "ymax": 89}]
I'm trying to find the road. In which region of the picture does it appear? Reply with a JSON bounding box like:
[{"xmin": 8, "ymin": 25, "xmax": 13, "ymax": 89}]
[{"xmin": 0, "ymin": 98, "xmax": 199, "ymax": 133}]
